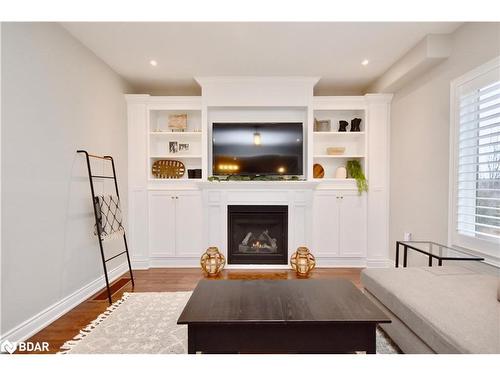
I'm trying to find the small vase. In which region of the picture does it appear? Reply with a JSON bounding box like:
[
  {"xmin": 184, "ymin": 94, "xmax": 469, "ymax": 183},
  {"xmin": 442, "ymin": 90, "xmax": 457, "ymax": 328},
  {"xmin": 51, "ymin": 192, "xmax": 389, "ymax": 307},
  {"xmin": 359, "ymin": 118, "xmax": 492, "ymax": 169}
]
[
  {"xmin": 350, "ymin": 118, "xmax": 362, "ymax": 132},
  {"xmin": 338, "ymin": 120, "xmax": 349, "ymax": 132},
  {"xmin": 290, "ymin": 247, "xmax": 316, "ymax": 277},
  {"xmin": 335, "ymin": 166, "xmax": 347, "ymax": 179},
  {"xmin": 200, "ymin": 247, "xmax": 226, "ymax": 276}
]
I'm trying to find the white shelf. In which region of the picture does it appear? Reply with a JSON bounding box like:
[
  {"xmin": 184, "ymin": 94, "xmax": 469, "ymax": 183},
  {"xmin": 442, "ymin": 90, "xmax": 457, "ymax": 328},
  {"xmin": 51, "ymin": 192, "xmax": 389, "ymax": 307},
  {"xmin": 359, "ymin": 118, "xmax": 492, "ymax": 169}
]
[
  {"xmin": 313, "ymin": 154, "xmax": 365, "ymax": 158},
  {"xmin": 149, "ymin": 131, "xmax": 202, "ymax": 136},
  {"xmin": 198, "ymin": 180, "xmax": 319, "ymax": 189},
  {"xmin": 313, "ymin": 132, "xmax": 365, "ymax": 135},
  {"xmin": 150, "ymin": 155, "xmax": 202, "ymax": 159},
  {"xmin": 314, "ymin": 178, "xmax": 356, "ymax": 182},
  {"xmin": 148, "ymin": 177, "xmax": 202, "ymax": 182}
]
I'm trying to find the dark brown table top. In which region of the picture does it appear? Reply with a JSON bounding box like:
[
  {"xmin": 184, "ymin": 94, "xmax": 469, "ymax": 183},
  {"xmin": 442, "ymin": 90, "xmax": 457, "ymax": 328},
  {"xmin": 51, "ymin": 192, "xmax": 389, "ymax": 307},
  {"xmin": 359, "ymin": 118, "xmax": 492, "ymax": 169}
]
[{"xmin": 178, "ymin": 279, "xmax": 390, "ymax": 324}]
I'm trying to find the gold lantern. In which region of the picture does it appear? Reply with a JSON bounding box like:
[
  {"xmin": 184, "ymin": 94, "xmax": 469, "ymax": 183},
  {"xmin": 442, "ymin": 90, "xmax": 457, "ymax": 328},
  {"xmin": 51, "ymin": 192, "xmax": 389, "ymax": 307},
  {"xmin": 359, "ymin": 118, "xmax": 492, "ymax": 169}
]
[
  {"xmin": 200, "ymin": 247, "xmax": 226, "ymax": 276},
  {"xmin": 290, "ymin": 247, "xmax": 316, "ymax": 277}
]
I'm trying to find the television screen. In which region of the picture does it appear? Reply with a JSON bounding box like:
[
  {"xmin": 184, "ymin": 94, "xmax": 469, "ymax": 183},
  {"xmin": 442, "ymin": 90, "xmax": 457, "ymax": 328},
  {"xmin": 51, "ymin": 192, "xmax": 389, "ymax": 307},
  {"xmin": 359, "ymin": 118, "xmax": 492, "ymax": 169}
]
[{"xmin": 212, "ymin": 122, "xmax": 303, "ymax": 176}]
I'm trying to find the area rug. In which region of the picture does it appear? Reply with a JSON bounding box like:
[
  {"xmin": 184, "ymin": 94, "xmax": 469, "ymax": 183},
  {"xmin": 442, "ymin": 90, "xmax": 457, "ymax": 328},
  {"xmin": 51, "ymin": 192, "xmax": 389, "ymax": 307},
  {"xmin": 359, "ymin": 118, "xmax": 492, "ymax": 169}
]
[{"xmin": 59, "ymin": 292, "xmax": 400, "ymax": 354}]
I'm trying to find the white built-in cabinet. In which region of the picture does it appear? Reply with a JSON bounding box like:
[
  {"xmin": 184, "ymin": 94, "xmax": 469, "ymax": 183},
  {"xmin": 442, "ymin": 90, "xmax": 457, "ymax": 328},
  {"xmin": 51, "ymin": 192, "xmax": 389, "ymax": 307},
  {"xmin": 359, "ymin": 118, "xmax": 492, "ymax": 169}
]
[
  {"xmin": 126, "ymin": 78, "xmax": 392, "ymax": 269},
  {"xmin": 313, "ymin": 191, "xmax": 366, "ymax": 258},
  {"xmin": 148, "ymin": 190, "xmax": 203, "ymax": 257},
  {"xmin": 339, "ymin": 193, "xmax": 367, "ymax": 257}
]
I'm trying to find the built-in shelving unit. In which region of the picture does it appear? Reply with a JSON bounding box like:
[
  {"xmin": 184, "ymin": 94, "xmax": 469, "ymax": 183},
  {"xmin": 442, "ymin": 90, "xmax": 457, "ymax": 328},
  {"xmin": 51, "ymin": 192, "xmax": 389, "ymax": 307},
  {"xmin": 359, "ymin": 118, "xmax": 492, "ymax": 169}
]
[
  {"xmin": 141, "ymin": 97, "xmax": 369, "ymax": 187},
  {"xmin": 148, "ymin": 105, "xmax": 203, "ymax": 181},
  {"xmin": 126, "ymin": 83, "xmax": 392, "ymax": 270},
  {"xmin": 311, "ymin": 106, "xmax": 367, "ymax": 185}
]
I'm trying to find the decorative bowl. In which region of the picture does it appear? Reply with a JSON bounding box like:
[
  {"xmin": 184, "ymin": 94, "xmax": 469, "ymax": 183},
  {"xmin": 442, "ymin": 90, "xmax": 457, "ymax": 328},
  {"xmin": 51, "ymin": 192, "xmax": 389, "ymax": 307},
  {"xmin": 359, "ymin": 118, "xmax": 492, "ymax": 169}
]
[{"xmin": 327, "ymin": 147, "xmax": 346, "ymax": 155}]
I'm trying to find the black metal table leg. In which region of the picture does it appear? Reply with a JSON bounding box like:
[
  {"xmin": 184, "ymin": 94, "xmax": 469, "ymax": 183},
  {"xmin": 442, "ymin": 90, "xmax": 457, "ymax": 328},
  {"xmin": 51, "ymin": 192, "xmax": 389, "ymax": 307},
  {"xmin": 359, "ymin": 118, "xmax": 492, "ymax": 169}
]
[
  {"xmin": 395, "ymin": 242, "xmax": 400, "ymax": 268},
  {"xmin": 391, "ymin": 241, "xmax": 484, "ymax": 271}
]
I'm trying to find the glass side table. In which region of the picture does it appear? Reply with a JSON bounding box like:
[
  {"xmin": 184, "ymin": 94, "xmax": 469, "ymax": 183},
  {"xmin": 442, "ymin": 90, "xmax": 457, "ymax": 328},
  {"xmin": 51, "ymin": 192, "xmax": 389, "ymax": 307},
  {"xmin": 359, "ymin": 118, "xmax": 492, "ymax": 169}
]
[{"xmin": 395, "ymin": 241, "xmax": 484, "ymax": 268}]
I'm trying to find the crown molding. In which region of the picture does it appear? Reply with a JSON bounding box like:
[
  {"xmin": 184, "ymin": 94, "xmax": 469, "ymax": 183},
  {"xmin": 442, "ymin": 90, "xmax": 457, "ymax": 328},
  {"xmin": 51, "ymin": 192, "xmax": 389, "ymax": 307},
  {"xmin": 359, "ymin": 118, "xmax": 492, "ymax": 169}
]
[
  {"xmin": 364, "ymin": 93, "xmax": 394, "ymax": 104},
  {"xmin": 195, "ymin": 76, "xmax": 320, "ymax": 87}
]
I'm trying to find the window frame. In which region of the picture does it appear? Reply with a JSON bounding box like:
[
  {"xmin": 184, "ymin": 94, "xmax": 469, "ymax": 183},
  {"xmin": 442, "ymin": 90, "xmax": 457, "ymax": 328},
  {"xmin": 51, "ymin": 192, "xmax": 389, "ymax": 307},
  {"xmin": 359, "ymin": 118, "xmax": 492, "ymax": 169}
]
[{"xmin": 449, "ymin": 56, "xmax": 500, "ymax": 264}]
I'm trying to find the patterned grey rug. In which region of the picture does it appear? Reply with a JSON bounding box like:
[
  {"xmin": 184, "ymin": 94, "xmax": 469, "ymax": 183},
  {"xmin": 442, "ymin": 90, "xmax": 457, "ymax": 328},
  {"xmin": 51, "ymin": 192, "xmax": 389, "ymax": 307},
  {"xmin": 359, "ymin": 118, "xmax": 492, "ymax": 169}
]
[{"xmin": 60, "ymin": 292, "xmax": 400, "ymax": 354}]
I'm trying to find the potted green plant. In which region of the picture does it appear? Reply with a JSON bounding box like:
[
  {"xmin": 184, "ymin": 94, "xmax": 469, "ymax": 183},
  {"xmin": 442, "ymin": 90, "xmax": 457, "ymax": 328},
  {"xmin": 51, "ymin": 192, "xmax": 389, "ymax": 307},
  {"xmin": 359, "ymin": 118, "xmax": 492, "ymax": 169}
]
[{"xmin": 347, "ymin": 160, "xmax": 368, "ymax": 194}]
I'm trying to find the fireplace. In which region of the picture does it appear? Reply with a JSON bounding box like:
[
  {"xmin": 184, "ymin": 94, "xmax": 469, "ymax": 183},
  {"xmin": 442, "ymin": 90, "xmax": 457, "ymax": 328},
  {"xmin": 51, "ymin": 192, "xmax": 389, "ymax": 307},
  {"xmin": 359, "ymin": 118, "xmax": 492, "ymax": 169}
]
[{"xmin": 227, "ymin": 205, "xmax": 288, "ymax": 265}]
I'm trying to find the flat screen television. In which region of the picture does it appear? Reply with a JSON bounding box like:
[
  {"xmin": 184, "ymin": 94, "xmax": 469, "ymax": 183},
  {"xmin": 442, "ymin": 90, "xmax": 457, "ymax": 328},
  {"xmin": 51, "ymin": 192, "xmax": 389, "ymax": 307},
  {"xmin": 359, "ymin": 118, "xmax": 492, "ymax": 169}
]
[{"xmin": 212, "ymin": 122, "xmax": 303, "ymax": 176}]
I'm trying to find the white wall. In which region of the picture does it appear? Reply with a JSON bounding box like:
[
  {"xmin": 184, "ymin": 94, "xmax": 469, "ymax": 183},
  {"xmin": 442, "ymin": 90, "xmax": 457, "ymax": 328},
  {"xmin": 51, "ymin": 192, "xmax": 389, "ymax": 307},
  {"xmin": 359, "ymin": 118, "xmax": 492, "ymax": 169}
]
[
  {"xmin": 1, "ymin": 23, "xmax": 131, "ymax": 338},
  {"xmin": 389, "ymin": 23, "xmax": 500, "ymax": 262}
]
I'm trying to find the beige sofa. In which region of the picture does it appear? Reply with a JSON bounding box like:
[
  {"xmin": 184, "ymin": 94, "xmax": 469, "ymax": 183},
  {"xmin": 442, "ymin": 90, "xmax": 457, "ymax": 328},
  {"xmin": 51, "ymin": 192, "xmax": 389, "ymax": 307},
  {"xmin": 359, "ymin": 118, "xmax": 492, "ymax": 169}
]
[{"xmin": 361, "ymin": 266, "xmax": 500, "ymax": 353}]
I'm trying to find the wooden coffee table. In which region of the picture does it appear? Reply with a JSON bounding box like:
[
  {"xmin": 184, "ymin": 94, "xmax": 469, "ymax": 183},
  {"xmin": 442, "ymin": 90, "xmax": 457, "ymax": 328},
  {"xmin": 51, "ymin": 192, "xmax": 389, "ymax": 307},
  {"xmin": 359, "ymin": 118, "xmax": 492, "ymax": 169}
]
[{"xmin": 177, "ymin": 279, "xmax": 390, "ymax": 354}]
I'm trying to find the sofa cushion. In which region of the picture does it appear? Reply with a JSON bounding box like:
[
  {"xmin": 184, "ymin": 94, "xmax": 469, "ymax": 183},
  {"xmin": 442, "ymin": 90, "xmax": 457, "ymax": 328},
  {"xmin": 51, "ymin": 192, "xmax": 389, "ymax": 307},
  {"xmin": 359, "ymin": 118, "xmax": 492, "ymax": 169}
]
[{"xmin": 361, "ymin": 266, "xmax": 500, "ymax": 354}]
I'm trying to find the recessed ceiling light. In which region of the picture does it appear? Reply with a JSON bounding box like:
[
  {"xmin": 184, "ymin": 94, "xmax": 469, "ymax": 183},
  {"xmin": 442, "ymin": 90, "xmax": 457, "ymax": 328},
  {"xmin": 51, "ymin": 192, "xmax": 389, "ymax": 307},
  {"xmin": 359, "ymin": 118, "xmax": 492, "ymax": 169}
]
[
  {"xmin": 361, "ymin": 59, "xmax": 369, "ymax": 66},
  {"xmin": 150, "ymin": 60, "xmax": 158, "ymax": 67}
]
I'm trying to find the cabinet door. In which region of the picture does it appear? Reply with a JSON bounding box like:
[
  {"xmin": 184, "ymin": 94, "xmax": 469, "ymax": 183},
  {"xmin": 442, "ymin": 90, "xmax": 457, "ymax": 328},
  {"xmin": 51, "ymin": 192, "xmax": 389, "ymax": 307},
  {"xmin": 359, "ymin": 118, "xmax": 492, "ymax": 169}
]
[
  {"xmin": 339, "ymin": 192, "xmax": 367, "ymax": 257},
  {"xmin": 175, "ymin": 191, "xmax": 203, "ymax": 256},
  {"xmin": 148, "ymin": 192, "xmax": 176, "ymax": 256},
  {"xmin": 312, "ymin": 192, "xmax": 340, "ymax": 256}
]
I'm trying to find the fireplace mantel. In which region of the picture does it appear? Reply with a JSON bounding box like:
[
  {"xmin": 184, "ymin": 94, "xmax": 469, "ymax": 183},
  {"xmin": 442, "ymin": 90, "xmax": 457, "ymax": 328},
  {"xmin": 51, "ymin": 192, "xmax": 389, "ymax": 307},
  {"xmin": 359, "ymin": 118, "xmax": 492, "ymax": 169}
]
[{"xmin": 197, "ymin": 180, "xmax": 320, "ymax": 190}]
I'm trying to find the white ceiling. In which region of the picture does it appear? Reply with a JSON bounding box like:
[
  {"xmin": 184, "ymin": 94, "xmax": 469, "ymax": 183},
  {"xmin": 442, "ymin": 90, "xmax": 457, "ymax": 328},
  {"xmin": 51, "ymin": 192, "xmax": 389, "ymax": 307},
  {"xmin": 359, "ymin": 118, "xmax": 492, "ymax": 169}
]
[{"xmin": 62, "ymin": 22, "xmax": 461, "ymax": 95}]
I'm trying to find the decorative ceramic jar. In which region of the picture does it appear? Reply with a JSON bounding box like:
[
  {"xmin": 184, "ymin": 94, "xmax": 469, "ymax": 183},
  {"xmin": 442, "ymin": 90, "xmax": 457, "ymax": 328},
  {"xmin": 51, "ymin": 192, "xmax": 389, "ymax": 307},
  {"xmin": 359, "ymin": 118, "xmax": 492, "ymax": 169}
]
[
  {"xmin": 290, "ymin": 247, "xmax": 316, "ymax": 277},
  {"xmin": 335, "ymin": 166, "xmax": 347, "ymax": 179},
  {"xmin": 200, "ymin": 247, "xmax": 226, "ymax": 276}
]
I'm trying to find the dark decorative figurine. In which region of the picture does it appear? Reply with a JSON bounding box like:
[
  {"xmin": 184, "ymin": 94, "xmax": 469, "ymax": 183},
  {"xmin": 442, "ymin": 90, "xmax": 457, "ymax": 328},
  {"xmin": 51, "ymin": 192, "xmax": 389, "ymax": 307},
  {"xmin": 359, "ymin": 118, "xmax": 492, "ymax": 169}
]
[
  {"xmin": 350, "ymin": 118, "xmax": 362, "ymax": 132},
  {"xmin": 338, "ymin": 120, "xmax": 349, "ymax": 132}
]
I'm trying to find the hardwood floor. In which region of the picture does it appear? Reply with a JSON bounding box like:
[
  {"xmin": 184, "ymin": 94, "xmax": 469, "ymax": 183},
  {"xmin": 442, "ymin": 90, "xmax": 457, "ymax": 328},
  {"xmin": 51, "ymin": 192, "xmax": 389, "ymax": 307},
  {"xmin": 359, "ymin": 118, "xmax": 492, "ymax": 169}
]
[{"xmin": 23, "ymin": 267, "xmax": 362, "ymax": 354}]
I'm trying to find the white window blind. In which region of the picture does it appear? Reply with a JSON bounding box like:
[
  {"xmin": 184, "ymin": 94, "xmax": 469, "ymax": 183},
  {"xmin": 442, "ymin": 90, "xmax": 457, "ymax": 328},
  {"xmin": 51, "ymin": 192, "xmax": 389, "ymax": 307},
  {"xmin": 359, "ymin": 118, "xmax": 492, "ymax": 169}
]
[{"xmin": 454, "ymin": 63, "xmax": 500, "ymax": 250}]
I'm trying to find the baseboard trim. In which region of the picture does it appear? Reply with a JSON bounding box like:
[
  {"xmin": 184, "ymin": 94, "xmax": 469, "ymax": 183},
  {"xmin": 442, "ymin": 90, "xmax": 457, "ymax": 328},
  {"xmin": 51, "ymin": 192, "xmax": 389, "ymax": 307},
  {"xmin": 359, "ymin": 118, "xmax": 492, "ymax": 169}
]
[
  {"xmin": 315, "ymin": 257, "xmax": 366, "ymax": 267},
  {"xmin": 0, "ymin": 262, "xmax": 128, "ymax": 343},
  {"xmin": 131, "ymin": 258, "xmax": 151, "ymax": 269},
  {"xmin": 142, "ymin": 256, "xmax": 368, "ymax": 268},
  {"xmin": 366, "ymin": 258, "xmax": 392, "ymax": 268},
  {"xmin": 149, "ymin": 257, "xmax": 199, "ymax": 268}
]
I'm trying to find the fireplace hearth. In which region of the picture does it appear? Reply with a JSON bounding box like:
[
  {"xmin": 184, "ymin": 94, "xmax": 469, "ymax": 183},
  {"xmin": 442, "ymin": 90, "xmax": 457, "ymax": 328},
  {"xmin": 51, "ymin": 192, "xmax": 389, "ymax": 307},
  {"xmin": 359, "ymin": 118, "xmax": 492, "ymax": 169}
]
[{"xmin": 227, "ymin": 205, "xmax": 288, "ymax": 264}]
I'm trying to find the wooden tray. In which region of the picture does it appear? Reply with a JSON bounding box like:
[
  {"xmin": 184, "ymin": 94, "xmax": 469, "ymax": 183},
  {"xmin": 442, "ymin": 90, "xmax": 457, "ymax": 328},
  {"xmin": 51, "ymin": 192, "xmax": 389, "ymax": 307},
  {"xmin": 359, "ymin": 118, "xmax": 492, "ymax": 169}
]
[{"xmin": 152, "ymin": 159, "xmax": 186, "ymax": 179}]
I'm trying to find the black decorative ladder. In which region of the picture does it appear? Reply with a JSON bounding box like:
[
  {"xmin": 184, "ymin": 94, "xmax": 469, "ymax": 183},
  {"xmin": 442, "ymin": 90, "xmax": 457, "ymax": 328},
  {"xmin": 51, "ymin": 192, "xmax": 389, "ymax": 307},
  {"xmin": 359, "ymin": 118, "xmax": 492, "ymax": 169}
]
[{"xmin": 77, "ymin": 150, "xmax": 135, "ymax": 304}]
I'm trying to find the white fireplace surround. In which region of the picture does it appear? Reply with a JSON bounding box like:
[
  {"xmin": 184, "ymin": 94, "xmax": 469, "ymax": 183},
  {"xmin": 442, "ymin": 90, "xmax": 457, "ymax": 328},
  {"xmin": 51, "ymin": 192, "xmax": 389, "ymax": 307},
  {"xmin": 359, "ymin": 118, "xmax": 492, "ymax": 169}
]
[
  {"xmin": 203, "ymin": 184, "xmax": 313, "ymax": 269},
  {"xmin": 126, "ymin": 77, "xmax": 393, "ymax": 269}
]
